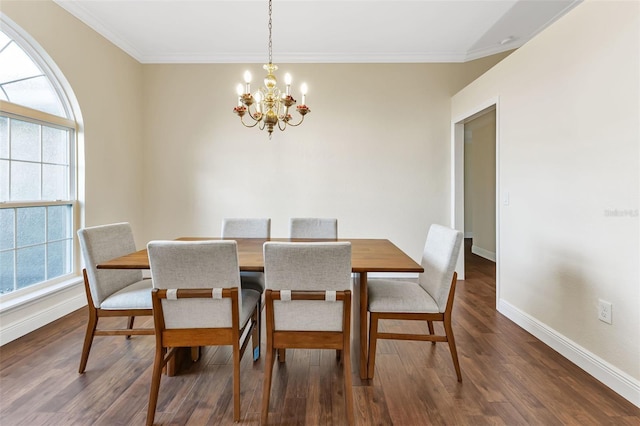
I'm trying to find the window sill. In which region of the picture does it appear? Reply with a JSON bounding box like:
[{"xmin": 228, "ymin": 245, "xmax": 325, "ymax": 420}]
[{"xmin": 0, "ymin": 276, "xmax": 84, "ymax": 314}]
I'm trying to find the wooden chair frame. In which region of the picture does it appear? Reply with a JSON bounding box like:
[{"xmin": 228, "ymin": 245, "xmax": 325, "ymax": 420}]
[
  {"xmin": 367, "ymin": 272, "xmax": 462, "ymax": 382},
  {"xmin": 79, "ymin": 269, "xmax": 154, "ymax": 374},
  {"xmin": 261, "ymin": 289, "xmax": 354, "ymax": 425},
  {"xmin": 146, "ymin": 287, "xmax": 260, "ymax": 425}
]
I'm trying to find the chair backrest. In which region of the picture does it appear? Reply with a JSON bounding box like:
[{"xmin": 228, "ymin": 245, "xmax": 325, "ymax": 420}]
[
  {"xmin": 263, "ymin": 242, "xmax": 351, "ymax": 331},
  {"xmin": 147, "ymin": 240, "xmax": 241, "ymax": 329},
  {"xmin": 77, "ymin": 222, "xmax": 143, "ymax": 308},
  {"xmin": 289, "ymin": 218, "xmax": 338, "ymax": 239},
  {"xmin": 418, "ymin": 224, "xmax": 463, "ymax": 312},
  {"xmin": 222, "ymin": 218, "xmax": 271, "ymax": 238}
]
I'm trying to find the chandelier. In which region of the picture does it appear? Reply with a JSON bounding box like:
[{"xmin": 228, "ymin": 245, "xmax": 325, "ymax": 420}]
[{"xmin": 233, "ymin": 0, "xmax": 310, "ymax": 138}]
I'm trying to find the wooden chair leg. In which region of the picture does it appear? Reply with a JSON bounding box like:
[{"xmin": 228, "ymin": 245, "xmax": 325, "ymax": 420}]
[
  {"xmin": 190, "ymin": 346, "xmax": 200, "ymax": 362},
  {"xmin": 79, "ymin": 305, "xmax": 98, "ymax": 374},
  {"xmin": 277, "ymin": 348, "xmax": 286, "ymax": 363},
  {"xmin": 444, "ymin": 316, "xmax": 462, "ymax": 382},
  {"xmin": 261, "ymin": 348, "xmax": 276, "ymax": 425},
  {"xmin": 146, "ymin": 347, "xmax": 166, "ymax": 426},
  {"xmin": 126, "ymin": 316, "xmax": 134, "ymax": 339},
  {"xmin": 342, "ymin": 345, "xmax": 355, "ymax": 425},
  {"xmin": 427, "ymin": 320, "xmax": 436, "ymax": 345},
  {"xmin": 367, "ymin": 313, "xmax": 379, "ymax": 379},
  {"xmin": 232, "ymin": 343, "xmax": 241, "ymax": 422}
]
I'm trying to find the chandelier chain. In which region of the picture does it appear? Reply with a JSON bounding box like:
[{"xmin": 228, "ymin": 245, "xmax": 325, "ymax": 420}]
[{"xmin": 268, "ymin": 0, "xmax": 273, "ymax": 65}]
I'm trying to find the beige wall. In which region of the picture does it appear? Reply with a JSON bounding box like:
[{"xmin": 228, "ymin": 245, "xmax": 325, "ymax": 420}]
[
  {"xmin": 1, "ymin": 0, "xmax": 145, "ymax": 241},
  {"xmin": 0, "ymin": 0, "xmax": 146, "ymax": 343},
  {"xmin": 140, "ymin": 59, "xmax": 507, "ymax": 260},
  {"xmin": 453, "ymin": 0, "xmax": 639, "ymax": 384},
  {"xmin": 464, "ymin": 111, "xmax": 496, "ymax": 258},
  {"xmin": 0, "ymin": 0, "xmax": 509, "ymax": 340}
]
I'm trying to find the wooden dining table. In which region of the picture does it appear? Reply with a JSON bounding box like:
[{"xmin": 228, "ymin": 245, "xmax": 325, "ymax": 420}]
[{"xmin": 97, "ymin": 237, "xmax": 423, "ymax": 380}]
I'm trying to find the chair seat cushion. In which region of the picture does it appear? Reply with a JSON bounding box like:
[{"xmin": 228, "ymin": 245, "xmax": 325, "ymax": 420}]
[
  {"xmin": 240, "ymin": 271, "xmax": 265, "ymax": 293},
  {"xmin": 241, "ymin": 289, "xmax": 261, "ymax": 327},
  {"xmin": 100, "ymin": 279, "xmax": 152, "ymax": 310},
  {"xmin": 368, "ymin": 279, "xmax": 440, "ymax": 313}
]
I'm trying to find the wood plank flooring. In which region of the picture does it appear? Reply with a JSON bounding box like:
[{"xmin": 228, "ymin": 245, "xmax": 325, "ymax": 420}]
[{"xmin": 1, "ymin": 240, "xmax": 638, "ymax": 425}]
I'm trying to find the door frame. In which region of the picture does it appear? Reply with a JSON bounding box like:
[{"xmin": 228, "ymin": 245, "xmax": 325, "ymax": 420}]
[{"xmin": 450, "ymin": 97, "xmax": 500, "ymax": 305}]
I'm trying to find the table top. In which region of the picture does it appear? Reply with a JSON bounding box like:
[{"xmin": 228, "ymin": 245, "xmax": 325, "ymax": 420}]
[{"xmin": 96, "ymin": 237, "xmax": 423, "ymax": 274}]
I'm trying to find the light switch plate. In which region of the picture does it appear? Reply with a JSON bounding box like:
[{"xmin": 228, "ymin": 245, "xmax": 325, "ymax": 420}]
[{"xmin": 598, "ymin": 299, "xmax": 612, "ymax": 324}]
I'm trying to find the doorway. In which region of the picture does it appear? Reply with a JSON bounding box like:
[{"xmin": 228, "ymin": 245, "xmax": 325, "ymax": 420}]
[
  {"xmin": 451, "ymin": 100, "xmax": 499, "ymax": 304},
  {"xmin": 464, "ymin": 109, "xmax": 496, "ymax": 262}
]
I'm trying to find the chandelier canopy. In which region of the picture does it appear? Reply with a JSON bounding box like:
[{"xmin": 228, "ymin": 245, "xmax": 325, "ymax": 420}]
[{"xmin": 233, "ymin": 0, "xmax": 310, "ymax": 138}]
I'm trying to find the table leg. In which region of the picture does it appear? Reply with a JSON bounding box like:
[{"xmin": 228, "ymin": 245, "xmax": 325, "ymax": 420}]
[
  {"xmin": 166, "ymin": 346, "xmax": 200, "ymax": 376},
  {"xmin": 166, "ymin": 352, "xmax": 177, "ymax": 377},
  {"xmin": 357, "ymin": 272, "xmax": 369, "ymax": 380}
]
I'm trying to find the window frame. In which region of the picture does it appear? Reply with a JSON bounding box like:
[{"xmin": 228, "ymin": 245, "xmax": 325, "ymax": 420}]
[{"xmin": 0, "ymin": 20, "xmax": 81, "ymax": 305}]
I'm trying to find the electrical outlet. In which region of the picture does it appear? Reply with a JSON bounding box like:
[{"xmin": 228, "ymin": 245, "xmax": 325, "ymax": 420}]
[{"xmin": 598, "ymin": 299, "xmax": 612, "ymax": 324}]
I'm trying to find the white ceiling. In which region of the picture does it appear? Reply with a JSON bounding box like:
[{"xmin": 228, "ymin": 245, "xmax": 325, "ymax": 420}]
[{"xmin": 53, "ymin": 0, "xmax": 581, "ymax": 64}]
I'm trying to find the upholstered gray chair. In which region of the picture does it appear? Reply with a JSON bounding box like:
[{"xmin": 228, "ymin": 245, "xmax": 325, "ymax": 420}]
[
  {"xmin": 146, "ymin": 240, "xmax": 261, "ymax": 425},
  {"xmin": 283, "ymin": 218, "xmax": 339, "ymax": 362},
  {"xmin": 77, "ymin": 222, "xmax": 153, "ymax": 374},
  {"xmin": 261, "ymin": 242, "xmax": 354, "ymax": 425},
  {"xmin": 222, "ymin": 217, "xmax": 270, "ymax": 239},
  {"xmin": 222, "ymin": 218, "xmax": 271, "ymax": 294},
  {"xmin": 289, "ymin": 217, "xmax": 338, "ymax": 239},
  {"xmin": 367, "ymin": 224, "xmax": 464, "ymax": 381}
]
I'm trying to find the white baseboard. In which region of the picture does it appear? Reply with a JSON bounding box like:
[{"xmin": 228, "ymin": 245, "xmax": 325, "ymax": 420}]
[
  {"xmin": 498, "ymin": 299, "xmax": 640, "ymax": 408},
  {"xmin": 0, "ymin": 282, "xmax": 86, "ymax": 346},
  {"xmin": 471, "ymin": 244, "xmax": 496, "ymax": 262}
]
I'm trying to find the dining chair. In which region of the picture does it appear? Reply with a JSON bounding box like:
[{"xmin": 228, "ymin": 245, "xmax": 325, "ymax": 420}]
[
  {"xmin": 284, "ymin": 217, "xmax": 339, "ymax": 362},
  {"xmin": 366, "ymin": 224, "xmax": 464, "ymax": 381},
  {"xmin": 145, "ymin": 240, "xmax": 261, "ymax": 425},
  {"xmin": 289, "ymin": 217, "xmax": 338, "ymax": 239},
  {"xmin": 221, "ymin": 217, "xmax": 271, "ymax": 294},
  {"xmin": 77, "ymin": 222, "xmax": 154, "ymax": 374},
  {"xmin": 222, "ymin": 217, "xmax": 271, "ymax": 239},
  {"xmin": 261, "ymin": 242, "xmax": 354, "ymax": 425}
]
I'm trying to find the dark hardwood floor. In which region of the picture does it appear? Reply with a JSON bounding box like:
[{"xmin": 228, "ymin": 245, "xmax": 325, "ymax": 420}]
[{"xmin": 1, "ymin": 240, "xmax": 638, "ymax": 425}]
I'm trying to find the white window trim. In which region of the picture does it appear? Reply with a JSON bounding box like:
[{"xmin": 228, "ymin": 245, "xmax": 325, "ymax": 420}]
[
  {"xmin": 0, "ymin": 14, "xmax": 86, "ymax": 344},
  {"xmin": 0, "ymin": 100, "xmax": 76, "ymax": 129}
]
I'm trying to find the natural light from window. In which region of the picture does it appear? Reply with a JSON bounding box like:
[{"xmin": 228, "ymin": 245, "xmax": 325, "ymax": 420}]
[
  {"xmin": 0, "ymin": 31, "xmax": 66, "ymax": 117},
  {"xmin": 0, "ymin": 27, "xmax": 76, "ymax": 297}
]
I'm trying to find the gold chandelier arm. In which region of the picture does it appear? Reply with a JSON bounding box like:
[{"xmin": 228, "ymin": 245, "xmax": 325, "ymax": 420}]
[
  {"xmin": 277, "ymin": 119, "xmax": 287, "ymax": 131},
  {"xmin": 239, "ymin": 115, "xmax": 261, "ymax": 128},
  {"xmin": 234, "ymin": 101, "xmax": 263, "ymax": 128},
  {"xmin": 284, "ymin": 114, "xmax": 306, "ymax": 127}
]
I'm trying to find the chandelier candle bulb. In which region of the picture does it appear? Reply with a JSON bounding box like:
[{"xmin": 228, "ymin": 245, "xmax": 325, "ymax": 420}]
[
  {"xmin": 301, "ymin": 83, "xmax": 307, "ymax": 105},
  {"xmin": 244, "ymin": 71, "xmax": 251, "ymax": 93},
  {"xmin": 285, "ymin": 73, "xmax": 292, "ymax": 95},
  {"xmin": 255, "ymin": 91, "xmax": 262, "ymax": 113},
  {"xmin": 236, "ymin": 84, "xmax": 243, "ymax": 106}
]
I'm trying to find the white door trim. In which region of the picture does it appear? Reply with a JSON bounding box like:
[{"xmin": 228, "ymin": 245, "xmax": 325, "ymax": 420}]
[{"xmin": 450, "ymin": 97, "xmax": 499, "ymax": 304}]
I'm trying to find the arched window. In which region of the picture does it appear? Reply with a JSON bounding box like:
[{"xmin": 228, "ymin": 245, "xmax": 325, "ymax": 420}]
[{"xmin": 0, "ymin": 21, "xmax": 79, "ymax": 298}]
